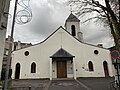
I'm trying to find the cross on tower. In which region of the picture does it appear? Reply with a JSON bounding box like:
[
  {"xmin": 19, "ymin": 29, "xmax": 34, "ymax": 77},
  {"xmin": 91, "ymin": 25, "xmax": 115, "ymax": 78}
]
[{"xmin": 70, "ymin": 5, "xmax": 73, "ymax": 13}]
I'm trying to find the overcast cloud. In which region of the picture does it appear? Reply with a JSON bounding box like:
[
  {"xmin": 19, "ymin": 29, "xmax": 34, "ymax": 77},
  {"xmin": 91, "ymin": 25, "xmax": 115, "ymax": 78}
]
[{"xmin": 6, "ymin": 0, "xmax": 114, "ymax": 48}]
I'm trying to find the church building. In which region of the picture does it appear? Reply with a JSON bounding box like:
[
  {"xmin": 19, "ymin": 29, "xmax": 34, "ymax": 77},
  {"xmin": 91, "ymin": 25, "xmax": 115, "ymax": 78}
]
[{"xmin": 11, "ymin": 13, "xmax": 114, "ymax": 80}]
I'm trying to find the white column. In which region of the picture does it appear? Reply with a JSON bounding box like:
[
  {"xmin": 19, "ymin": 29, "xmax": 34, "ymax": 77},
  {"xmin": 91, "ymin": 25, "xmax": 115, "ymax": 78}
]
[
  {"xmin": 73, "ymin": 59, "xmax": 76, "ymax": 79},
  {"xmin": 50, "ymin": 59, "xmax": 52, "ymax": 80}
]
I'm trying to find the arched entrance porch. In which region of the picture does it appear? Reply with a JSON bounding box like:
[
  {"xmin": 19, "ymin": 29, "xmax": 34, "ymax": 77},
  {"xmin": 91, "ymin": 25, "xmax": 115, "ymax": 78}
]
[{"xmin": 50, "ymin": 48, "xmax": 75, "ymax": 80}]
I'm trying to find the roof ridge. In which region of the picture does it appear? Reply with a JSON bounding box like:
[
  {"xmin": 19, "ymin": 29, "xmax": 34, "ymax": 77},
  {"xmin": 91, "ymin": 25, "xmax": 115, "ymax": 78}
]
[
  {"xmin": 66, "ymin": 13, "xmax": 80, "ymax": 22},
  {"xmin": 50, "ymin": 48, "xmax": 75, "ymax": 58}
]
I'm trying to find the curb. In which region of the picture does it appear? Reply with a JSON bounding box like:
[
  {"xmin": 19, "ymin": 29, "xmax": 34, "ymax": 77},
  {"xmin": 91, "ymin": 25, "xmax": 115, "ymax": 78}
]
[
  {"xmin": 44, "ymin": 80, "xmax": 51, "ymax": 90},
  {"xmin": 75, "ymin": 79, "xmax": 91, "ymax": 90}
]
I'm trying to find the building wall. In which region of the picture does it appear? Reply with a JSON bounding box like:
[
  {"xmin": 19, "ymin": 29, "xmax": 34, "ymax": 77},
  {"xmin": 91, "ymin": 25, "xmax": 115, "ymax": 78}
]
[
  {"xmin": 11, "ymin": 27, "xmax": 114, "ymax": 79},
  {"xmin": 0, "ymin": 0, "xmax": 11, "ymax": 79}
]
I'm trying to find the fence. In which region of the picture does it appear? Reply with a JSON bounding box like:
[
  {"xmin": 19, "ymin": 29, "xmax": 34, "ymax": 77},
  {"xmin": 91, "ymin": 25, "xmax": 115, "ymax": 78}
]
[{"xmin": 110, "ymin": 80, "xmax": 118, "ymax": 90}]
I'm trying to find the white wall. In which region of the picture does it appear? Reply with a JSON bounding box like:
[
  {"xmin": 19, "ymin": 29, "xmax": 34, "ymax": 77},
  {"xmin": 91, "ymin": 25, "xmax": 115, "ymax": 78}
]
[{"xmin": 11, "ymin": 27, "xmax": 114, "ymax": 79}]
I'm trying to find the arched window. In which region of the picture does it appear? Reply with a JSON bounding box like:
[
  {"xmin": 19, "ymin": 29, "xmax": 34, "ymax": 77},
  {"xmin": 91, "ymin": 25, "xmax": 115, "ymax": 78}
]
[
  {"xmin": 71, "ymin": 25, "xmax": 76, "ymax": 36},
  {"xmin": 88, "ymin": 61, "xmax": 94, "ymax": 71},
  {"xmin": 31, "ymin": 62, "xmax": 36, "ymax": 73},
  {"xmin": 15, "ymin": 63, "xmax": 20, "ymax": 79}
]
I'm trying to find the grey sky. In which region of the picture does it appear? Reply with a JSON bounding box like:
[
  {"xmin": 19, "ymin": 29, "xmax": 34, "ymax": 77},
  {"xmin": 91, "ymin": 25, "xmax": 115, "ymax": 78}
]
[{"xmin": 6, "ymin": 0, "xmax": 114, "ymax": 48}]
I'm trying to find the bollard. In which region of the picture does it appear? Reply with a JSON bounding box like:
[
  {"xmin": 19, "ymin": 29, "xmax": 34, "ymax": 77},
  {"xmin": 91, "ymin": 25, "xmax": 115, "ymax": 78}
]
[{"xmin": 29, "ymin": 86, "xmax": 31, "ymax": 90}]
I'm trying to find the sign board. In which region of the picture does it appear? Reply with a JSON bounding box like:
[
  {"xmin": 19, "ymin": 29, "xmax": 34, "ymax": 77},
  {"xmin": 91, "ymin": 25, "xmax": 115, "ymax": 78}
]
[{"xmin": 111, "ymin": 50, "xmax": 119, "ymax": 59}]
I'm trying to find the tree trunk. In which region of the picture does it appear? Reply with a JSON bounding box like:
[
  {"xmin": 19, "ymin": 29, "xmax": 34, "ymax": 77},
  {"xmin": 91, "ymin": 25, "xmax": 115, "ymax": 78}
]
[{"xmin": 105, "ymin": 0, "xmax": 120, "ymax": 52}]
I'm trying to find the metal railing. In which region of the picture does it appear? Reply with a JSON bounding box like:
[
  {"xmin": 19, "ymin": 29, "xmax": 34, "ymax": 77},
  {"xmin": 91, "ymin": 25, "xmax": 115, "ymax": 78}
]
[{"xmin": 110, "ymin": 80, "xmax": 118, "ymax": 90}]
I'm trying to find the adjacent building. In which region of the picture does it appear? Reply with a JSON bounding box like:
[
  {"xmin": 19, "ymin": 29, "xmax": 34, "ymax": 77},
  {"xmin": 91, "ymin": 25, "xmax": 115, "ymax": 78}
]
[
  {"xmin": 0, "ymin": 0, "xmax": 11, "ymax": 79},
  {"xmin": 1, "ymin": 35, "xmax": 32, "ymax": 80}
]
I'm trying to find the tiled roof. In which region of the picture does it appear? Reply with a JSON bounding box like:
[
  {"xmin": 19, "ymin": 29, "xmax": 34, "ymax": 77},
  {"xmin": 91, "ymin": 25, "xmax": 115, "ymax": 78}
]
[
  {"xmin": 50, "ymin": 48, "xmax": 75, "ymax": 58},
  {"xmin": 66, "ymin": 13, "xmax": 80, "ymax": 22}
]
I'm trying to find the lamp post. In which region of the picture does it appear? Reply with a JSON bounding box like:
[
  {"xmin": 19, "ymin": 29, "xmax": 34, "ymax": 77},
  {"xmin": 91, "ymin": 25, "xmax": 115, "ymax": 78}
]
[{"xmin": 3, "ymin": 0, "xmax": 18, "ymax": 90}]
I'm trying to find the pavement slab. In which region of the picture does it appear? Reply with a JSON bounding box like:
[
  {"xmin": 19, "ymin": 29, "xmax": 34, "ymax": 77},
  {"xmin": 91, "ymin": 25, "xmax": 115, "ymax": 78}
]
[
  {"xmin": 11, "ymin": 79, "xmax": 50, "ymax": 90},
  {"xmin": 49, "ymin": 80, "xmax": 87, "ymax": 90},
  {"xmin": 77, "ymin": 77, "xmax": 115, "ymax": 90}
]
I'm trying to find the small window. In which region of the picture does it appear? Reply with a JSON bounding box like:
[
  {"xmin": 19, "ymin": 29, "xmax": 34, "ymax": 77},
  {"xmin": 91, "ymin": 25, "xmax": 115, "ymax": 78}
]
[
  {"xmin": 71, "ymin": 25, "xmax": 76, "ymax": 36},
  {"xmin": 88, "ymin": 61, "xmax": 94, "ymax": 71},
  {"xmin": 94, "ymin": 50, "xmax": 99, "ymax": 55},
  {"xmin": 24, "ymin": 51, "xmax": 29, "ymax": 56},
  {"xmin": 31, "ymin": 62, "xmax": 36, "ymax": 73}
]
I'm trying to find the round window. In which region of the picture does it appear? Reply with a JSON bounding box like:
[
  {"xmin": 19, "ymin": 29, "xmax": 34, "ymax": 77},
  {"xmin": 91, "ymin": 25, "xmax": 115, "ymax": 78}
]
[
  {"xmin": 94, "ymin": 50, "xmax": 99, "ymax": 55},
  {"xmin": 24, "ymin": 51, "xmax": 29, "ymax": 56}
]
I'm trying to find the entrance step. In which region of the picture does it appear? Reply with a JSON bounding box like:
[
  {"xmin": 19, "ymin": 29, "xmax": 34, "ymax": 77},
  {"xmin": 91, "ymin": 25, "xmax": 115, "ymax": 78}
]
[{"xmin": 52, "ymin": 78, "xmax": 74, "ymax": 80}]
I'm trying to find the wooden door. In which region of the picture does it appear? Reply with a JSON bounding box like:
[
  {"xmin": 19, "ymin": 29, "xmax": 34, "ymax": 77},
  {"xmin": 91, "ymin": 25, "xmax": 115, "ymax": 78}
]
[
  {"xmin": 103, "ymin": 61, "xmax": 109, "ymax": 77},
  {"xmin": 57, "ymin": 61, "xmax": 67, "ymax": 78}
]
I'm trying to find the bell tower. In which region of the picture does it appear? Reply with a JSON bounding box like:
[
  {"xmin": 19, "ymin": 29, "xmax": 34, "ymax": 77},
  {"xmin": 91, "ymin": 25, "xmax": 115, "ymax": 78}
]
[{"xmin": 65, "ymin": 13, "xmax": 83, "ymax": 41}]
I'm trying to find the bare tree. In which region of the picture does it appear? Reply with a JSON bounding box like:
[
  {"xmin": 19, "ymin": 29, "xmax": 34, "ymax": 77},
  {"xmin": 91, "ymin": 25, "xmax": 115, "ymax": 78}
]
[{"xmin": 68, "ymin": 0, "xmax": 120, "ymax": 51}]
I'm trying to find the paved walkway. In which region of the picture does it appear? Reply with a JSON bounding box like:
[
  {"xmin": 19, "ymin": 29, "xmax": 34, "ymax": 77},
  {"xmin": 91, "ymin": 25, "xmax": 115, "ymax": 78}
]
[{"xmin": 11, "ymin": 77, "xmax": 115, "ymax": 90}]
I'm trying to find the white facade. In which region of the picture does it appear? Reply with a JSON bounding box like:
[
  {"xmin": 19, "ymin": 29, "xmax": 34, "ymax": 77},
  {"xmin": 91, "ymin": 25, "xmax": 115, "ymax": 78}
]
[
  {"xmin": 0, "ymin": 0, "xmax": 11, "ymax": 79},
  {"xmin": 11, "ymin": 13, "xmax": 114, "ymax": 80}
]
